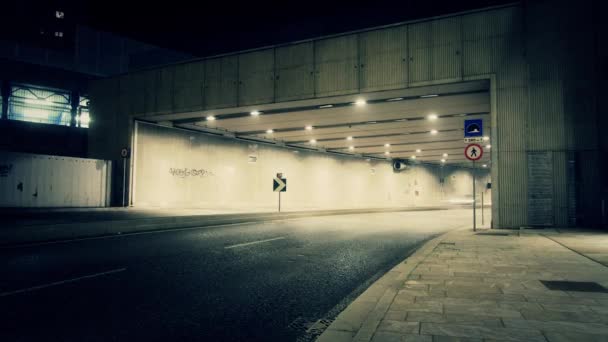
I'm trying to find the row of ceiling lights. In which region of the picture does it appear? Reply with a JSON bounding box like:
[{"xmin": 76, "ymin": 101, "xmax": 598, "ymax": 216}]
[{"xmin": 205, "ymin": 96, "xmax": 491, "ymax": 165}]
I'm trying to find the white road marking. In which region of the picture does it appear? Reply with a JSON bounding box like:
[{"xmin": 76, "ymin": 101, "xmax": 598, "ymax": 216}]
[
  {"xmin": 0, "ymin": 268, "xmax": 127, "ymax": 297},
  {"xmin": 224, "ymin": 236, "xmax": 286, "ymax": 249}
]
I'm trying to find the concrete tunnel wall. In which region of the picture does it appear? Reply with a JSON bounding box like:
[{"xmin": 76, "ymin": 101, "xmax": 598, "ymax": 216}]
[{"xmin": 132, "ymin": 122, "xmax": 490, "ymax": 211}]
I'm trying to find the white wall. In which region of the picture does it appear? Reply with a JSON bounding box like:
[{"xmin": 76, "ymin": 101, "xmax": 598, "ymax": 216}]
[
  {"xmin": 0, "ymin": 152, "xmax": 111, "ymax": 207},
  {"xmin": 133, "ymin": 122, "xmax": 488, "ymax": 211}
]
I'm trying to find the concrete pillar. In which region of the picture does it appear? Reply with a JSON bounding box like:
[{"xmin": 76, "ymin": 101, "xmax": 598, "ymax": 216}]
[{"xmin": 70, "ymin": 90, "xmax": 79, "ymax": 127}]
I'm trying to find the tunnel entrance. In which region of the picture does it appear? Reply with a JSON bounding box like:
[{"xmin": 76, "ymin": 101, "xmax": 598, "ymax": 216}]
[{"xmin": 130, "ymin": 80, "xmax": 492, "ymax": 224}]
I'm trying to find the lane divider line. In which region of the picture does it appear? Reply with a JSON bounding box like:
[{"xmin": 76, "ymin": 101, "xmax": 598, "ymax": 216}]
[
  {"xmin": 0, "ymin": 268, "xmax": 127, "ymax": 297},
  {"xmin": 224, "ymin": 236, "xmax": 286, "ymax": 249}
]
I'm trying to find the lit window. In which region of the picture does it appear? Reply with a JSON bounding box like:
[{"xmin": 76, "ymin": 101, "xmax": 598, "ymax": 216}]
[
  {"xmin": 54, "ymin": 31, "xmax": 64, "ymax": 38},
  {"xmin": 8, "ymin": 84, "xmax": 71, "ymax": 126},
  {"xmin": 55, "ymin": 11, "xmax": 65, "ymax": 19}
]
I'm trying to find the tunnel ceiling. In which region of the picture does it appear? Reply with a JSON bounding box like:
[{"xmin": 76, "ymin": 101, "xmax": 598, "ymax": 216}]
[{"xmin": 149, "ymin": 80, "xmax": 491, "ymax": 166}]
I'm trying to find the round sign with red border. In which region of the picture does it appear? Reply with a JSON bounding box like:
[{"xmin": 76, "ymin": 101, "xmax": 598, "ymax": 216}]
[{"xmin": 464, "ymin": 143, "xmax": 483, "ymax": 161}]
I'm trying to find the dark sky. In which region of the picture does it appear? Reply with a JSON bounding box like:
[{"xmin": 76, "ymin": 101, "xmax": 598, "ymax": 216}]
[{"xmin": 3, "ymin": 0, "xmax": 515, "ymax": 57}]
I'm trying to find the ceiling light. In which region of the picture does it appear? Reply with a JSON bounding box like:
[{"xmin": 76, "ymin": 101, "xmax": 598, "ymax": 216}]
[
  {"xmin": 384, "ymin": 151, "xmax": 390, "ymax": 155},
  {"xmin": 319, "ymin": 104, "xmax": 333, "ymax": 109},
  {"xmin": 420, "ymin": 94, "xmax": 438, "ymax": 98},
  {"xmin": 395, "ymin": 118, "xmax": 408, "ymax": 122},
  {"xmin": 483, "ymin": 136, "xmax": 490, "ymax": 141},
  {"xmin": 365, "ymin": 158, "xmax": 371, "ymax": 162},
  {"xmin": 387, "ymin": 97, "xmax": 404, "ymax": 102},
  {"xmin": 430, "ymin": 129, "xmax": 438, "ymax": 135},
  {"xmin": 411, "ymin": 155, "xmax": 416, "ymax": 159},
  {"xmin": 206, "ymin": 115, "xmax": 216, "ymax": 121},
  {"xmin": 482, "ymin": 164, "xmax": 488, "ymax": 168},
  {"xmin": 441, "ymin": 159, "xmax": 446, "ymax": 163},
  {"xmin": 415, "ymin": 149, "xmax": 421, "ymax": 153},
  {"xmin": 486, "ymin": 144, "xmax": 491, "ymax": 149},
  {"xmin": 354, "ymin": 99, "xmax": 367, "ymax": 106},
  {"xmin": 346, "ymin": 136, "xmax": 353, "ymax": 141},
  {"xmin": 384, "ymin": 143, "xmax": 390, "ymax": 148},
  {"xmin": 427, "ymin": 113, "xmax": 438, "ymax": 120},
  {"xmin": 309, "ymin": 139, "xmax": 316, "ymax": 144},
  {"xmin": 348, "ymin": 146, "xmax": 354, "ymax": 151},
  {"xmin": 367, "ymin": 121, "xmax": 377, "ymax": 124},
  {"xmin": 266, "ymin": 129, "xmax": 274, "ymax": 134},
  {"xmin": 250, "ymin": 110, "xmax": 261, "ymax": 116},
  {"xmin": 305, "ymin": 125, "xmax": 313, "ymax": 130},
  {"xmin": 443, "ymin": 153, "xmax": 448, "ymax": 157}
]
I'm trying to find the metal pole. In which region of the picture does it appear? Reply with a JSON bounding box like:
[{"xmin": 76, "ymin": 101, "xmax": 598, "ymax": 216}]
[
  {"xmin": 278, "ymin": 192, "xmax": 281, "ymax": 213},
  {"xmin": 482, "ymin": 189, "xmax": 484, "ymax": 225},
  {"xmin": 122, "ymin": 158, "xmax": 127, "ymax": 207},
  {"xmin": 473, "ymin": 161, "xmax": 476, "ymax": 232}
]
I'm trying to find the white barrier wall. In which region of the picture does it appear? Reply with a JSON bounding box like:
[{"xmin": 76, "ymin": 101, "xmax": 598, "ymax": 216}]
[
  {"xmin": 133, "ymin": 122, "xmax": 488, "ymax": 211},
  {"xmin": 0, "ymin": 152, "xmax": 111, "ymax": 207}
]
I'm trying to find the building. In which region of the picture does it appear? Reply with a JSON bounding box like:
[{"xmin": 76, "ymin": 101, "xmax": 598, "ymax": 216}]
[
  {"xmin": 0, "ymin": 6, "xmax": 193, "ymax": 157},
  {"xmin": 32, "ymin": 1, "xmax": 608, "ymax": 228}
]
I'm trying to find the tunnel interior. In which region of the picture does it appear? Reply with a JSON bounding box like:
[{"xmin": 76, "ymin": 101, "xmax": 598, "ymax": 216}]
[{"xmin": 131, "ymin": 80, "xmax": 492, "ymax": 221}]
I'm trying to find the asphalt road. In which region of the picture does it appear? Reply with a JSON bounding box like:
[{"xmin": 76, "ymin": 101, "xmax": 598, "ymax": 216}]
[{"xmin": 0, "ymin": 209, "xmax": 473, "ymax": 342}]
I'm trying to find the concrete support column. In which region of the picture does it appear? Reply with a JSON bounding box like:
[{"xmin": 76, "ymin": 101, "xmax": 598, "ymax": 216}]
[
  {"xmin": 1, "ymin": 81, "xmax": 10, "ymax": 120},
  {"xmin": 70, "ymin": 90, "xmax": 79, "ymax": 127}
]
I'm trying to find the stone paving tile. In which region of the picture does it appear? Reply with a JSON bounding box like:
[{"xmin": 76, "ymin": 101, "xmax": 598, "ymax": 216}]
[
  {"xmin": 419, "ymin": 323, "xmax": 545, "ymax": 342},
  {"xmin": 316, "ymin": 328, "xmax": 355, "ymax": 342},
  {"xmin": 544, "ymin": 331, "xmax": 608, "ymax": 342},
  {"xmin": 399, "ymin": 289, "xmax": 432, "ymax": 297},
  {"xmin": 444, "ymin": 292, "xmax": 527, "ymax": 302},
  {"xmin": 405, "ymin": 279, "xmax": 445, "ymax": 286},
  {"xmin": 502, "ymin": 318, "xmax": 608, "ymax": 335},
  {"xmin": 540, "ymin": 303, "xmax": 597, "ymax": 313},
  {"xmin": 431, "ymin": 336, "xmax": 483, "ymax": 342},
  {"xmin": 525, "ymin": 295, "xmax": 598, "ymax": 305},
  {"xmin": 520, "ymin": 307, "xmax": 608, "ymax": 323},
  {"xmin": 390, "ymin": 301, "xmax": 443, "ymax": 313},
  {"xmin": 385, "ymin": 310, "xmax": 407, "ymax": 321},
  {"xmin": 405, "ymin": 312, "xmax": 502, "ymax": 327},
  {"xmin": 443, "ymin": 303, "xmax": 522, "ymax": 318},
  {"xmin": 371, "ymin": 331, "xmax": 403, "ymax": 342},
  {"xmin": 377, "ymin": 320, "xmax": 420, "ymax": 334}
]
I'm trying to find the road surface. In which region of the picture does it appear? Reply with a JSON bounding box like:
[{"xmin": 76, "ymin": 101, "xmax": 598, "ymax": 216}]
[{"xmin": 0, "ymin": 209, "xmax": 474, "ymax": 341}]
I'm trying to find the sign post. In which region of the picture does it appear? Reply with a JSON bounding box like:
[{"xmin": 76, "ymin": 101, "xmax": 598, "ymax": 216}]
[
  {"xmin": 465, "ymin": 143, "xmax": 483, "ymax": 231},
  {"xmin": 273, "ymin": 173, "xmax": 287, "ymax": 212},
  {"xmin": 120, "ymin": 147, "xmax": 130, "ymax": 207}
]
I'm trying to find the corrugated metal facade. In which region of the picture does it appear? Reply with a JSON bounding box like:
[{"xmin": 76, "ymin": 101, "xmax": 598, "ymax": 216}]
[
  {"xmin": 314, "ymin": 35, "xmax": 359, "ymax": 97},
  {"xmin": 358, "ymin": 26, "xmax": 408, "ymax": 92},
  {"xmin": 274, "ymin": 42, "xmax": 315, "ymax": 102},
  {"xmin": 0, "ymin": 152, "xmax": 111, "ymax": 207},
  {"xmin": 89, "ymin": 2, "xmax": 605, "ymax": 227}
]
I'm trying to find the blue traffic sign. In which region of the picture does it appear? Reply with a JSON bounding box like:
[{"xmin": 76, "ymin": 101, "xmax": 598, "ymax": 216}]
[{"xmin": 464, "ymin": 119, "xmax": 483, "ymax": 138}]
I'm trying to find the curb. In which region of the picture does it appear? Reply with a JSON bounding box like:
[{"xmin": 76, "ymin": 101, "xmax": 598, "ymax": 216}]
[{"xmin": 316, "ymin": 228, "xmax": 459, "ymax": 342}]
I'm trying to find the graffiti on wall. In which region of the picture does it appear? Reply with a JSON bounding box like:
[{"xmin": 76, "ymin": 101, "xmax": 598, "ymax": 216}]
[
  {"xmin": 169, "ymin": 168, "xmax": 215, "ymax": 178},
  {"xmin": 0, "ymin": 164, "xmax": 13, "ymax": 177}
]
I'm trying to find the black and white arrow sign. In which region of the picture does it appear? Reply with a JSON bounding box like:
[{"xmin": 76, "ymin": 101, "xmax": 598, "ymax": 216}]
[{"xmin": 273, "ymin": 177, "xmax": 287, "ymax": 192}]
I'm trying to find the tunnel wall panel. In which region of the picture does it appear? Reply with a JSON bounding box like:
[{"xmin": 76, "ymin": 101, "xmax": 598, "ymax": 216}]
[
  {"xmin": 359, "ymin": 26, "xmax": 408, "ymax": 92},
  {"xmin": 274, "ymin": 42, "xmax": 315, "ymax": 102},
  {"xmin": 314, "ymin": 35, "xmax": 359, "ymax": 97},
  {"xmin": 204, "ymin": 56, "xmax": 238, "ymax": 109},
  {"xmin": 173, "ymin": 61, "xmax": 205, "ymax": 112},
  {"xmin": 133, "ymin": 122, "xmax": 486, "ymax": 211},
  {"xmin": 238, "ymin": 49, "xmax": 275, "ymax": 106}
]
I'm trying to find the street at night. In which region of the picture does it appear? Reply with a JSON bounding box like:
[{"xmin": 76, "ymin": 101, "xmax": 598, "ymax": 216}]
[{"xmin": 1, "ymin": 210, "xmax": 470, "ymax": 341}]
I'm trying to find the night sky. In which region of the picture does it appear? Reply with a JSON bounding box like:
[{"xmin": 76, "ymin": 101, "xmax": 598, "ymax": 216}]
[{"xmin": 2, "ymin": 0, "xmax": 514, "ymax": 57}]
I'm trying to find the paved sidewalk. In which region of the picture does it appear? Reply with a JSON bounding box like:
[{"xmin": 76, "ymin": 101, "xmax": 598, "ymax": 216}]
[{"xmin": 317, "ymin": 228, "xmax": 608, "ymax": 342}]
